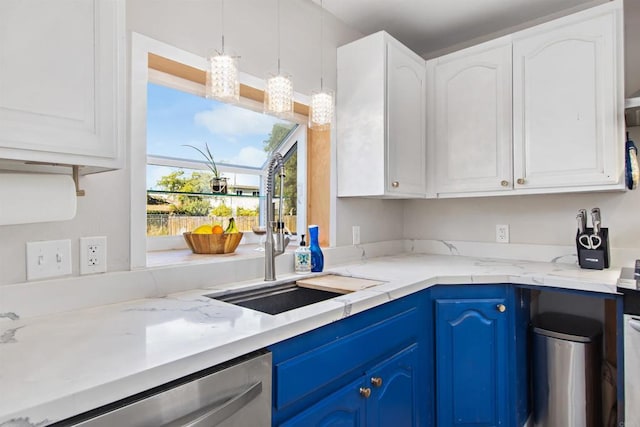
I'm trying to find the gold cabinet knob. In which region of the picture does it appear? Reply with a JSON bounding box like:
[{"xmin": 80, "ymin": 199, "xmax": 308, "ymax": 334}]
[
  {"xmin": 497, "ymin": 304, "xmax": 506, "ymax": 313},
  {"xmin": 359, "ymin": 387, "xmax": 372, "ymax": 398},
  {"xmin": 500, "ymin": 180, "xmax": 509, "ymax": 187},
  {"xmin": 516, "ymin": 178, "xmax": 525, "ymax": 185},
  {"xmin": 370, "ymin": 377, "xmax": 383, "ymax": 388},
  {"xmin": 391, "ymin": 181, "xmax": 400, "ymax": 188}
]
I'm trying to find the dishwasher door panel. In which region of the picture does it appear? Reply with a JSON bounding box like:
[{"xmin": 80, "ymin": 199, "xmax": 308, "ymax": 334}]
[{"xmin": 66, "ymin": 351, "xmax": 271, "ymax": 427}]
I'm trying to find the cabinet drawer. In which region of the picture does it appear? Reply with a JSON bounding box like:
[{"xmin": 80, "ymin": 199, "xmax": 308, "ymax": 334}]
[{"xmin": 274, "ymin": 307, "xmax": 419, "ymax": 410}]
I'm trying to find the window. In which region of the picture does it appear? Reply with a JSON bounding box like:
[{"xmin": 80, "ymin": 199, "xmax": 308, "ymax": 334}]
[
  {"xmin": 130, "ymin": 34, "xmax": 328, "ymax": 269},
  {"xmin": 130, "ymin": 34, "xmax": 307, "ymax": 269},
  {"xmin": 146, "ymin": 81, "xmax": 300, "ymax": 240}
]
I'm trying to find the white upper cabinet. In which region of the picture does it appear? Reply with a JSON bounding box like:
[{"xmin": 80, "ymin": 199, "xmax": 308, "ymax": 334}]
[
  {"xmin": 337, "ymin": 31, "xmax": 426, "ymax": 198},
  {"xmin": 433, "ymin": 37, "xmax": 513, "ymax": 194},
  {"xmin": 512, "ymin": 1, "xmax": 623, "ymax": 190},
  {"xmin": 430, "ymin": 0, "xmax": 624, "ymax": 197},
  {"xmin": 0, "ymin": 0, "xmax": 124, "ymax": 172}
]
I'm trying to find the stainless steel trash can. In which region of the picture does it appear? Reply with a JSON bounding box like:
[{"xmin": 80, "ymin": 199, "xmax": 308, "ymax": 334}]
[{"xmin": 532, "ymin": 312, "xmax": 602, "ymax": 427}]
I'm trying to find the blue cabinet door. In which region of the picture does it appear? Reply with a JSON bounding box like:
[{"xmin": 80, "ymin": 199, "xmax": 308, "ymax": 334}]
[
  {"xmin": 280, "ymin": 377, "xmax": 366, "ymax": 427},
  {"xmin": 367, "ymin": 344, "xmax": 420, "ymax": 427},
  {"xmin": 434, "ymin": 297, "xmax": 509, "ymax": 427}
]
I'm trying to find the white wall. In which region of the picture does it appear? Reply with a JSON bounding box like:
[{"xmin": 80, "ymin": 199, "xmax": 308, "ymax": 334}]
[
  {"xmin": 0, "ymin": 0, "xmax": 363, "ymax": 286},
  {"xmin": 335, "ymin": 198, "xmax": 405, "ymax": 247},
  {"xmin": 127, "ymin": 0, "xmax": 361, "ymax": 96}
]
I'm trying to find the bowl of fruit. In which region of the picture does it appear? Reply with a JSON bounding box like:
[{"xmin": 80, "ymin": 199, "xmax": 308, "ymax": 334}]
[{"xmin": 183, "ymin": 218, "xmax": 243, "ymax": 254}]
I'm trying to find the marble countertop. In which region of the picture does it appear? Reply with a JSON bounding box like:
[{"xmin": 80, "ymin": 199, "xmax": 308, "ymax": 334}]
[{"xmin": 0, "ymin": 253, "xmax": 622, "ymax": 426}]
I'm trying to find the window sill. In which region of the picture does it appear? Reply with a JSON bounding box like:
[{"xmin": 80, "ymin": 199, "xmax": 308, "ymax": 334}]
[{"xmin": 146, "ymin": 244, "xmax": 297, "ymax": 268}]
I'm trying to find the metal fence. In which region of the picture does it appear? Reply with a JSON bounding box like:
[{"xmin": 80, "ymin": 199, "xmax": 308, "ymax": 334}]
[{"xmin": 147, "ymin": 214, "xmax": 297, "ymax": 236}]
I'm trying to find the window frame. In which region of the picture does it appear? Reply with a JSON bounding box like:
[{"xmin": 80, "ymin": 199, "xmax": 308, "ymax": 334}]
[{"xmin": 130, "ymin": 33, "xmax": 309, "ymax": 268}]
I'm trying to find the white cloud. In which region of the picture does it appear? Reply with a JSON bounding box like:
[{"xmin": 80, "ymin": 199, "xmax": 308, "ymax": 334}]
[
  {"xmin": 228, "ymin": 146, "xmax": 268, "ymax": 167},
  {"xmin": 194, "ymin": 104, "xmax": 284, "ymax": 137}
]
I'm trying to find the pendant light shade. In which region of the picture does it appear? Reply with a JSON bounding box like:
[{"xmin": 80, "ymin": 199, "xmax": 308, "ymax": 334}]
[
  {"xmin": 265, "ymin": 73, "xmax": 294, "ymax": 116},
  {"xmin": 309, "ymin": 90, "xmax": 334, "ymax": 130},
  {"xmin": 264, "ymin": 0, "xmax": 294, "ymax": 117},
  {"xmin": 206, "ymin": 0, "xmax": 239, "ymax": 102},
  {"xmin": 309, "ymin": 0, "xmax": 333, "ymax": 130},
  {"xmin": 206, "ymin": 54, "xmax": 239, "ymax": 101}
]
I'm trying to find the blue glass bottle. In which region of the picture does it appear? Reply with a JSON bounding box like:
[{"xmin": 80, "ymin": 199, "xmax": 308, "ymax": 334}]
[{"xmin": 308, "ymin": 225, "xmax": 324, "ymax": 272}]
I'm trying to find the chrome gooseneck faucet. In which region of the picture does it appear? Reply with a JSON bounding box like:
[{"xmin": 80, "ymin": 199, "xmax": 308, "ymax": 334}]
[{"xmin": 264, "ymin": 152, "xmax": 290, "ymax": 281}]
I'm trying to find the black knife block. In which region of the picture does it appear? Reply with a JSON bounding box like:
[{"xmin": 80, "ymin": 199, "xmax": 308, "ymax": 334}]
[{"xmin": 576, "ymin": 227, "xmax": 610, "ymax": 270}]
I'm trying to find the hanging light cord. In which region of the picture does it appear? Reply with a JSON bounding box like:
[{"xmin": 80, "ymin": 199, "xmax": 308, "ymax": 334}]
[
  {"xmin": 320, "ymin": 0, "xmax": 324, "ymax": 90},
  {"xmin": 221, "ymin": 0, "xmax": 225, "ymax": 54},
  {"xmin": 277, "ymin": 0, "xmax": 281, "ymax": 74}
]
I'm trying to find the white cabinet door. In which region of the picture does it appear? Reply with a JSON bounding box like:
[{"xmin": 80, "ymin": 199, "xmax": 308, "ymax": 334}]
[
  {"xmin": 386, "ymin": 41, "xmax": 426, "ymax": 196},
  {"xmin": 512, "ymin": 3, "xmax": 623, "ymax": 189},
  {"xmin": 337, "ymin": 31, "xmax": 426, "ymax": 198},
  {"xmin": 434, "ymin": 39, "xmax": 512, "ymax": 194},
  {"xmin": 0, "ymin": 0, "xmax": 124, "ymax": 171}
]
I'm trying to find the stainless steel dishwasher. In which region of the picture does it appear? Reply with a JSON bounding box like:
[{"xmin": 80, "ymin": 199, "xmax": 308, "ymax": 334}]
[{"xmin": 52, "ymin": 350, "xmax": 271, "ymax": 427}]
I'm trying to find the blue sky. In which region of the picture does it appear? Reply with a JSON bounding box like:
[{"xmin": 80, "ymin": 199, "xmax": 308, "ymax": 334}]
[{"xmin": 146, "ymin": 83, "xmax": 291, "ymax": 189}]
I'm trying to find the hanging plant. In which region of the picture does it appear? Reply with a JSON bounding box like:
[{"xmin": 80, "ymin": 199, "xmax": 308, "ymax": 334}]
[{"xmin": 183, "ymin": 143, "xmax": 228, "ymax": 194}]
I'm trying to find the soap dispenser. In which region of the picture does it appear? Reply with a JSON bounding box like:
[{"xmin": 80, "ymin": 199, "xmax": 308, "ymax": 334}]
[{"xmin": 294, "ymin": 234, "xmax": 311, "ymax": 274}]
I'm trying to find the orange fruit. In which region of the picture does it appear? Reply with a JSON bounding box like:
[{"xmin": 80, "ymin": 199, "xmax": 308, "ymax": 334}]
[{"xmin": 212, "ymin": 225, "xmax": 224, "ymax": 234}]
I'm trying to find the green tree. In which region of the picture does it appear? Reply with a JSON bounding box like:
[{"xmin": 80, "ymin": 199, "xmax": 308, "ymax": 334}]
[
  {"xmin": 210, "ymin": 202, "xmax": 232, "ymax": 217},
  {"xmin": 237, "ymin": 206, "xmax": 259, "ymax": 216},
  {"xmin": 170, "ymin": 197, "xmax": 211, "ymax": 216},
  {"xmin": 156, "ymin": 170, "xmax": 212, "ymax": 193},
  {"xmin": 156, "ymin": 170, "xmax": 213, "ymax": 215},
  {"xmin": 263, "ymin": 123, "xmax": 297, "ymax": 215}
]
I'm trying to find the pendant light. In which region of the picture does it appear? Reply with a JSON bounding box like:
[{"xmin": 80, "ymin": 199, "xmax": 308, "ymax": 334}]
[
  {"xmin": 206, "ymin": 0, "xmax": 239, "ymax": 102},
  {"xmin": 264, "ymin": 0, "xmax": 294, "ymax": 117},
  {"xmin": 309, "ymin": 0, "xmax": 334, "ymax": 130}
]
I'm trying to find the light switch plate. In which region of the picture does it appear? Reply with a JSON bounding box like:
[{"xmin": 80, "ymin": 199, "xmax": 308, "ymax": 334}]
[{"xmin": 26, "ymin": 239, "xmax": 72, "ymax": 281}]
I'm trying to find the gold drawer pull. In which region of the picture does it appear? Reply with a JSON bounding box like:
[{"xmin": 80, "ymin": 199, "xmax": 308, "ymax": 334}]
[
  {"xmin": 370, "ymin": 377, "xmax": 383, "ymax": 387},
  {"xmin": 359, "ymin": 387, "xmax": 372, "ymax": 398}
]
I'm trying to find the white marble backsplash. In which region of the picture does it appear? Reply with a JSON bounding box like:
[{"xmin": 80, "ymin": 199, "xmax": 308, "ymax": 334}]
[
  {"xmin": 0, "ymin": 239, "xmax": 635, "ymax": 321},
  {"xmin": 406, "ymin": 239, "xmax": 638, "ymax": 268}
]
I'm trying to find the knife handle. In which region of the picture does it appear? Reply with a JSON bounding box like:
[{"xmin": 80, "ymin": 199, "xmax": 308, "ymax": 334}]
[
  {"xmin": 578, "ymin": 209, "xmax": 587, "ymax": 232},
  {"xmin": 576, "ymin": 214, "xmax": 584, "ymax": 235}
]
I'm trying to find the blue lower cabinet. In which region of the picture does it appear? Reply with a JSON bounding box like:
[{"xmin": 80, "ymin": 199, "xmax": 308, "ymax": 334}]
[
  {"xmin": 434, "ymin": 297, "xmax": 508, "ymax": 426},
  {"xmin": 281, "ymin": 344, "xmax": 420, "ymax": 427},
  {"xmin": 270, "ymin": 285, "xmax": 529, "ymax": 427},
  {"xmin": 431, "ymin": 285, "xmax": 529, "ymax": 427},
  {"xmin": 280, "ymin": 377, "xmax": 367, "ymax": 427},
  {"xmin": 366, "ymin": 344, "xmax": 420, "ymax": 427},
  {"xmin": 270, "ymin": 292, "xmax": 432, "ymax": 427}
]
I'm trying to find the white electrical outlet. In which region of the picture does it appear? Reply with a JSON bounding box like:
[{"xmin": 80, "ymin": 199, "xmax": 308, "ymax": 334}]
[
  {"xmin": 26, "ymin": 240, "xmax": 72, "ymax": 280},
  {"xmin": 80, "ymin": 236, "xmax": 107, "ymax": 275},
  {"xmin": 352, "ymin": 225, "xmax": 361, "ymax": 245},
  {"xmin": 496, "ymin": 224, "xmax": 510, "ymax": 243}
]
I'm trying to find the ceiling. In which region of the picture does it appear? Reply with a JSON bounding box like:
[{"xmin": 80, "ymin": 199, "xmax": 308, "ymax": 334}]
[{"xmin": 315, "ymin": 0, "xmax": 609, "ymax": 56}]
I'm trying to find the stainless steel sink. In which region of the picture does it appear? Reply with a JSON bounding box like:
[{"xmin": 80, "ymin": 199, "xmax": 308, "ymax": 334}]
[{"xmin": 207, "ymin": 282, "xmax": 342, "ymax": 315}]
